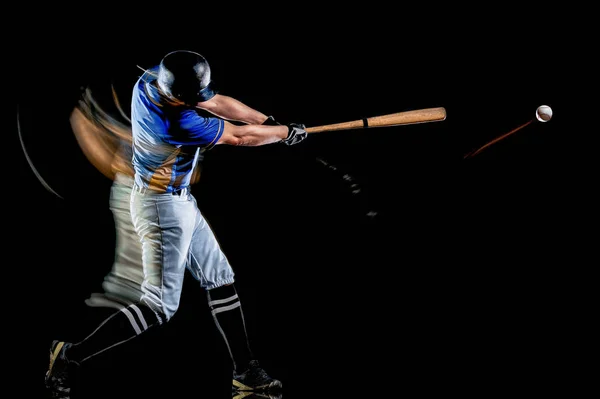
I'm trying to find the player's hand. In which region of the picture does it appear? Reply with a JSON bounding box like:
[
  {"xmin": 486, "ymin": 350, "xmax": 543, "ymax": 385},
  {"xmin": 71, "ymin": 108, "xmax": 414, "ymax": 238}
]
[{"xmin": 282, "ymin": 123, "xmax": 307, "ymax": 146}]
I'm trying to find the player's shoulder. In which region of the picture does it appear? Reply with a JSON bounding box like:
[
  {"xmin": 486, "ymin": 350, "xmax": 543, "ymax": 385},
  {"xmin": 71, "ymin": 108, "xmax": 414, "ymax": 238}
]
[
  {"xmin": 139, "ymin": 65, "xmax": 159, "ymax": 83},
  {"xmin": 132, "ymin": 67, "xmax": 166, "ymax": 110},
  {"xmin": 133, "ymin": 66, "xmax": 158, "ymax": 95}
]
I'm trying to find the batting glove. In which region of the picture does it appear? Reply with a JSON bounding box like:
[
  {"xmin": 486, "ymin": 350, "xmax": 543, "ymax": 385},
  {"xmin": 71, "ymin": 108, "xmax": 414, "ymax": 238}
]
[{"xmin": 282, "ymin": 123, "xmax": 307, "ymax": 146}]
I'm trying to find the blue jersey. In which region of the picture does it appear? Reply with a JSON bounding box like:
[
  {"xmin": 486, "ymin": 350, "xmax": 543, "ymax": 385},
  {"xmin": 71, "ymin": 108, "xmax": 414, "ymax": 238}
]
[{"xmin": 130, "ymin": 66, "xmax": 224, "ymax": 192}]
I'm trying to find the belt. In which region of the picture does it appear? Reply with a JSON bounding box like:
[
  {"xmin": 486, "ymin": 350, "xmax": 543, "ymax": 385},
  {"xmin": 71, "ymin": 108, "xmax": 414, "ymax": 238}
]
[{"xmin": 133, "ymin": 184, "xmax": 189, "ymax": 196}]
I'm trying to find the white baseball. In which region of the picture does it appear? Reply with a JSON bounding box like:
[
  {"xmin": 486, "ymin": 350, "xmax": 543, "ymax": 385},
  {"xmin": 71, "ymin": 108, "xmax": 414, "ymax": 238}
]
[{"xmin": 536, "ymin": 105, "xmax": 553, "ymax": 122}]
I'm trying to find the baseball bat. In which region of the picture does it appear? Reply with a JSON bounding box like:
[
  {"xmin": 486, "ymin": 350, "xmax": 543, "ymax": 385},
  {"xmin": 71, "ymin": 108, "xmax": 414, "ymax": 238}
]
[{"xmin": 305, "ymin": 107, "xmax": 446, "ymax": 134}]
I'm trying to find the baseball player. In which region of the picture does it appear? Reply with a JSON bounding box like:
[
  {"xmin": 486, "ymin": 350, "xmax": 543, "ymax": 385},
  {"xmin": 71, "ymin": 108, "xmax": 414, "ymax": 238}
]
[{"xmin": 45, "ymin": 49, "xmax": 307, "ymax": 398}]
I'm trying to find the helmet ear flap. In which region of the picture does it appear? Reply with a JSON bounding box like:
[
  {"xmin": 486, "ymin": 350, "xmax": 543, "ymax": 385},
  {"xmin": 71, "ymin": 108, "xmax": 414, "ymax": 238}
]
[{"xmin": 196, "ymin": 83, "xmax": 216, "ymax": 102}]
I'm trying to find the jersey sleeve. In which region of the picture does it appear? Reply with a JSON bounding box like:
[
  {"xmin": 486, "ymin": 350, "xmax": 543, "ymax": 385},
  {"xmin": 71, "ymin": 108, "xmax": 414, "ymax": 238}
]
[{"xmin": 171, "ymin": 109, "xmax": 224, "ymax": 150}]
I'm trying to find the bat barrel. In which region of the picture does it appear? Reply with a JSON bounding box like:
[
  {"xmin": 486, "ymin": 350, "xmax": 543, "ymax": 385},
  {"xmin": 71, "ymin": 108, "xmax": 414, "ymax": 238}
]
[{"xmin": 305, "ymin": 107, "xmax": 446, "ymax": 134}]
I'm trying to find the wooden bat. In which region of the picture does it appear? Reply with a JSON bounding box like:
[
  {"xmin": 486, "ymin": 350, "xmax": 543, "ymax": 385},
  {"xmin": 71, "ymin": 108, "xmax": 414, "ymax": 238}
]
[{"xmin": 305, "ymin": 107, "xmax": 446, "ymax": 134}]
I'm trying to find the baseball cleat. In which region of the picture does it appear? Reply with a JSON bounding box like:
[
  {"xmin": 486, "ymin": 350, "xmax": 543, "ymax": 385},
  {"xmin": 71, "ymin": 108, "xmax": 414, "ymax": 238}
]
[
  {"xmin": 232, "ymin": 390, "xmax": 282, "ymax": 399},
  {"xmin": 232, "ymin": 360, "xmax": 282, "ymax": 393},
  {"xmin": 45, "ymin": 340, "xmax": 74, "ymax": 399}
]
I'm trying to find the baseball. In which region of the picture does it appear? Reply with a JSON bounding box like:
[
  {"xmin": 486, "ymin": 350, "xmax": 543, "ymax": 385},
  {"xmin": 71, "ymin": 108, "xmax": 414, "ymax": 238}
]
[{"xmin": 536, "ymin": 105, "xmax": 553, "ymax": 122}]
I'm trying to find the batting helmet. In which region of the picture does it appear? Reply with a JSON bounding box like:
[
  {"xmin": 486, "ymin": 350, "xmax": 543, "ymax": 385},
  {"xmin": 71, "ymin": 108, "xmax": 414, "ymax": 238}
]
[{"xmin": 157, "ymin": 50, "xmax": 216, "ymax": 104}]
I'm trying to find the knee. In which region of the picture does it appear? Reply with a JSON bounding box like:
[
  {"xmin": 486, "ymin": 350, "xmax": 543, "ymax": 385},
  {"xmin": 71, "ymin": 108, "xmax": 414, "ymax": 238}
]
[{"xmin": 140, "ymin": 296, "xmax": 179, "ymax": 324}]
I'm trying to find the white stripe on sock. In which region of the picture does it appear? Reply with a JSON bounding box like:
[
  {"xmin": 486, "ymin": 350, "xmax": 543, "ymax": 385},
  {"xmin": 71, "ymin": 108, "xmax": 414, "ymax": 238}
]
[
  {"xmin": 129, "ymin": 305, "xmax": 149, "ymax": 331},
  {"xmin": 120, "ymin": 307, "xmax": 142, "ymax": 335},
  {"xmin": 208, "ymin": 294, "xmax": 239, "ymax": 307},
  {"xmin": 211, "ymin": 301, "xmax": 241, "ymax": 315}
]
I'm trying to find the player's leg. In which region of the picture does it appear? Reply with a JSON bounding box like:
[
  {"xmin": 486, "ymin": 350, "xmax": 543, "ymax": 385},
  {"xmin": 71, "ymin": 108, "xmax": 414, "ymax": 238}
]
[
  {"xmin": 185, "ymin": 196, "xmax": 282, "ymax": 393},
  {"xmin": 46, "ymin": 178, "xmax": 152, "ymax": 399},
  {"xmin": 46, "ymin": 189, "xmax": 194, "ymax": 397},
  {"xmin": 63, "ymin": 177, "xmax": 151, "ymax": 364}
]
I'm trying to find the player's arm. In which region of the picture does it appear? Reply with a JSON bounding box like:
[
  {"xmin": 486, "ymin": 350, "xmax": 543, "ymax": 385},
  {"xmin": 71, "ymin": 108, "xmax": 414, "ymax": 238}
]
[
  {"xmin": 196, "ymin": 94, "xmax": 271, "ymax": 125},
  {"xmin": 217, "ymin": 120, "xmax": 307, "ymax": 147}
]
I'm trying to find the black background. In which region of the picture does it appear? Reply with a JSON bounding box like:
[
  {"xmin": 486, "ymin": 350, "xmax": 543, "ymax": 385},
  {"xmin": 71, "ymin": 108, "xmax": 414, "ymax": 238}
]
[{"xmin": 7, "ymin": 5, "xmax": 580, "ymax": 399}]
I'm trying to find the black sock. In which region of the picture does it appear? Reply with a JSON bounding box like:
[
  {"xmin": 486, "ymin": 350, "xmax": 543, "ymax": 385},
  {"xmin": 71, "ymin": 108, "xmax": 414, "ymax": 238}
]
[
  {"xmin": 207, "ymin": 284, "xmax": 254, "ymax": 373},
  {"xmin": 66, "ymin": 303, "xmax": 159, "ymax": 364}
]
